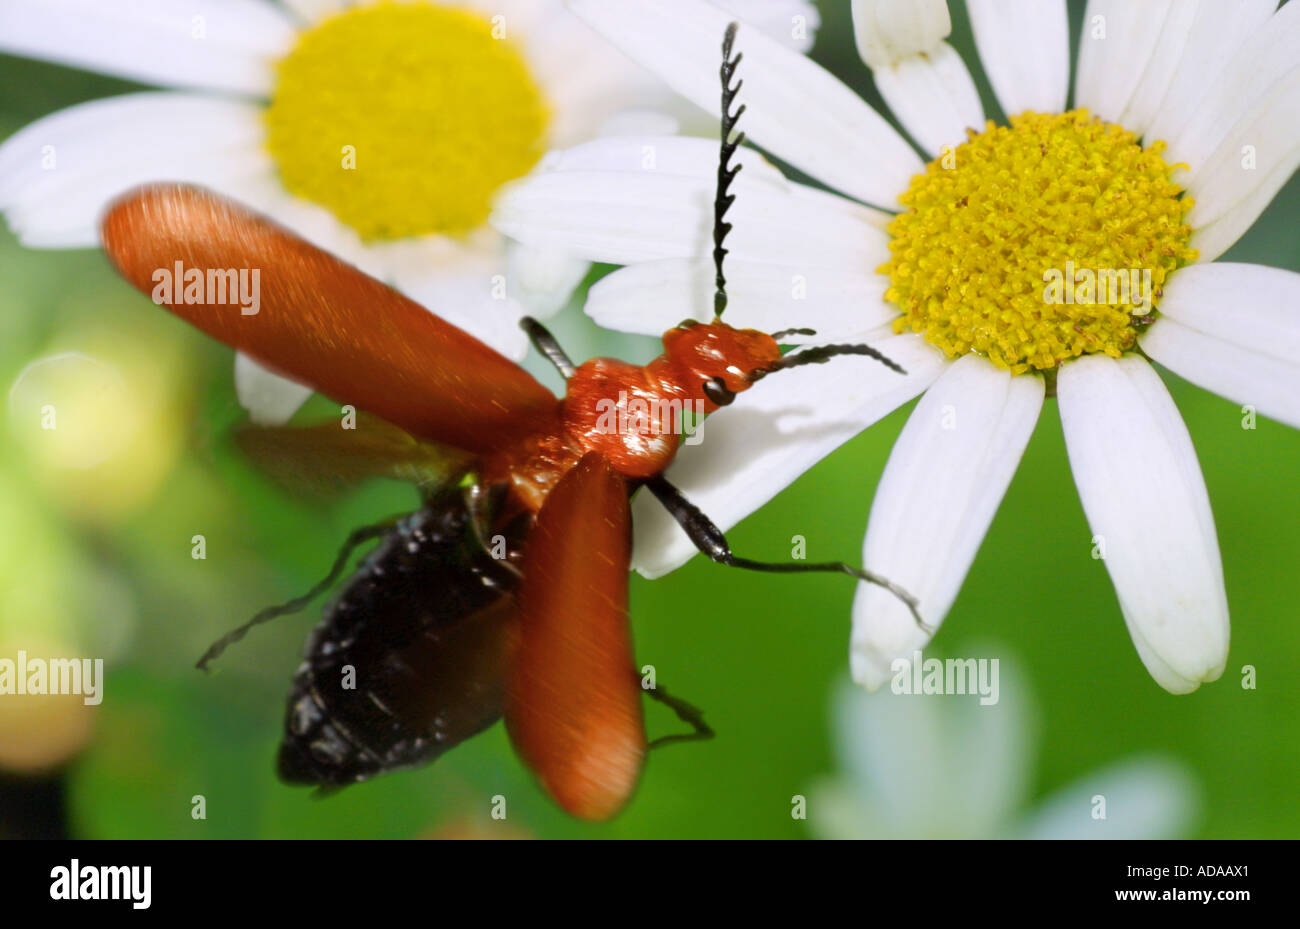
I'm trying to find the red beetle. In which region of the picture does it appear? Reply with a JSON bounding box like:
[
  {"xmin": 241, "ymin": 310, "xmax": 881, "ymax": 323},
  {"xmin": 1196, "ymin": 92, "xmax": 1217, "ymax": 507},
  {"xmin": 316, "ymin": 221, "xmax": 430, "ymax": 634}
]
[{"xmin": 99, "ymin": 24, "xmax": 920, "ymax": 821}]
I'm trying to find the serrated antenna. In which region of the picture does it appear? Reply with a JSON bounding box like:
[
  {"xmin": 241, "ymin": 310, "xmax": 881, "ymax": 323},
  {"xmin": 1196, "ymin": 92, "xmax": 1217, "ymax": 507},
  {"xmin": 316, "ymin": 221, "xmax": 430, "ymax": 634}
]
[{"xmin": 713, "ymin": 22, "xmax": 746, "ymax": 319}]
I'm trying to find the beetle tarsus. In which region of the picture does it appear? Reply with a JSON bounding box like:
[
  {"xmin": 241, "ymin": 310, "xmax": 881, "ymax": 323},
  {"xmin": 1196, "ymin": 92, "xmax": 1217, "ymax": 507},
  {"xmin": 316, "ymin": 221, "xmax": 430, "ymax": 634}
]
[{"xmin": 644, "ymin": 681, "xmax": 714, "ymax": 750}]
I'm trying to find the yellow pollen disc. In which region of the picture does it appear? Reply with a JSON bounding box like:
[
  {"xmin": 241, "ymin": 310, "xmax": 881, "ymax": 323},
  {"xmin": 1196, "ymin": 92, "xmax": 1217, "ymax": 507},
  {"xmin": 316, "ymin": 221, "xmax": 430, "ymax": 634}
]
[
  {"xmin": 265, "ymin": 2, "xmax": 549, "ymax": 241},
  {"xmin": 882, "ymin": 110, "xmax": 1198, "ymax": 374}
]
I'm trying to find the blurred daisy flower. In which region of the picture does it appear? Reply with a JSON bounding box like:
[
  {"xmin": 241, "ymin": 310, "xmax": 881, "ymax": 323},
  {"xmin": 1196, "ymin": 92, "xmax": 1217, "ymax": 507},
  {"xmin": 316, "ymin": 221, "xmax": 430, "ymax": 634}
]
[
  {"xmin": 494, "ymin": 0, "xmax": 1300, "ymax": 693},
  {"xmin": 808, "ymin": 655, "xmax": 1199, "ymax": 839},
  {"xmin": 0, "ymin": 0, "xmax": 817, "ymax": 422}
]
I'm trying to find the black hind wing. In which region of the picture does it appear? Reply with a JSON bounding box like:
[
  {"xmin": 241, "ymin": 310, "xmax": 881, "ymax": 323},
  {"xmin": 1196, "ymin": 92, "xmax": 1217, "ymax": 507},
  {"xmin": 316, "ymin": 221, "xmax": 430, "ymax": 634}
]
[{"xmin": 279, "ymin": 485, "xmax": 529, "ymax": 787}]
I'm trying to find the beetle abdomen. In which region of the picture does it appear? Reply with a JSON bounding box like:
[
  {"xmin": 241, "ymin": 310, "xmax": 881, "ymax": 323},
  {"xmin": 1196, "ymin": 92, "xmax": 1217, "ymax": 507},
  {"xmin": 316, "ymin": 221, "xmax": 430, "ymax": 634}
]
[{"xmin": 278, "ymin": 485, "xmax": 529, "ymax": 787}]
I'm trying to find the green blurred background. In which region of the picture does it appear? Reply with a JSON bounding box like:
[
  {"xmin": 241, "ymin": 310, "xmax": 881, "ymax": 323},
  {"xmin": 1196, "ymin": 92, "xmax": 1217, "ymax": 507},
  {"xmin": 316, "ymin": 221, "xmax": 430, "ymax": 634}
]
[{"xmin": 0, "ymin": 1, "xmax": 1297, "ymax": 839}]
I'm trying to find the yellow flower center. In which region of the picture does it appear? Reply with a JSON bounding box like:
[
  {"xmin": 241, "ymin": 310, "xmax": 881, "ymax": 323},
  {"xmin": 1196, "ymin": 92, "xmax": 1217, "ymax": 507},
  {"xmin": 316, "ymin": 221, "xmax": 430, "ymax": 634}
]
[
  {"xmin": 882, "ymin": 110, "xmax": 1197, "ymax": 374},
  {"xmin": 265, "ymin": 2, "xmax": 549, "ymax": 241}
]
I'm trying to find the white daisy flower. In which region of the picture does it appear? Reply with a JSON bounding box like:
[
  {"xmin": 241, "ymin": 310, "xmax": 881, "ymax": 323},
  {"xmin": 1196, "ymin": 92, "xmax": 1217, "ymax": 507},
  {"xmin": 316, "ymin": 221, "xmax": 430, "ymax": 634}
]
[
  {"xmin": 492, "ymin": 0, "xmax": 1300, "ymax": 694},
  {"xmin": 0, "ymin": 0, "xmax": 818, "ymax": 422},
  {"xmin": 809, "ymin": 655, "xmax": 1200, "ymax": 839}
]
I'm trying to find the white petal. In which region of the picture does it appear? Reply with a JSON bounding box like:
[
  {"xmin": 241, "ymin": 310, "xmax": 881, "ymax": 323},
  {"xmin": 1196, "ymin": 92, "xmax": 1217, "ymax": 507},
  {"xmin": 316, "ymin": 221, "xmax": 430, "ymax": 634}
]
[
  {"xmin": 531, "ymin": 122, "xmax": 884, "ymax": 236},
  {"xmin": 461, "ymin": 0, "xmax": 563, "ymax": 34},
  {"xmin": 536, "ymin": 133, "xmax": 885, "ymax": 226},
  {"xmin": 567, "ymin": 0, "xmax": 923, "ymax": 208},
  {"xmin": 1058, "ymin": 355, "xmax": 1229, "ymax": 694},
  {"xmin": 941, "ymin": 649, "xmax": 1035, "ymax": 838},
  {"xmin": 235, "ymin": 353, "xmax": 314, "ymax": 426},
  {"xmin": 1183, "ymin": 66, "xmax": 1300, "ymax": 258},
  {"xmin": 586, "ymin": 258, "xmax": 896, "ymax": 342},
  {"xmin": 828, "ymin": 678, "xmax": 953, "ymax": 835},
  {"xmin": 0, "ymin": 0, "xmax": 294, "ymax": 95},
  {"xmin": 522, "ymin": 11, "xmax": 674, "ymax": 147},
  {"xmin": 1017, "ymin": 756, "xmax": 1199, "ymax": 840},
  {"xmin": 596, "ymin": 109, "xmax": 680, "ymax": 138},
  {"xmin": 871, "ymin": 43, "xmax": 984, "ymax": 157},
  {"xmin": 1139, "ymin": 0, "xmax": 1275, "ymax": 146},
  {"xmin": 0, "ymin": 93, "xmax": 271, "ymax": 248},
  {"xmin": 826, "ymin": 679, "xmax": 956, "ymax": 837},
  {"xmin": 1190, "ymin": 155, "xmax": 1300, "ymax": 264},
  {"xmin": 1164, "ymin": 0, "xmax": 1300, "ymax": 173},
  {"xmin": 532, "ymin": 0, "xmax": 820, "ymax": 146},
  {"xmin": 279, "ymin": 0, "xmax": 346, "ymax": 26},
  {"xmin": 713, "ymin": 0, "xmax": 822, "ymax": 53},
  {"xmin": 536, "ymin": 134, "xmax": 786, "ymax": 186},
  {"xmin": 1115, "ymin": 0, "xmax": 1199, "ymax": 137},
  {"xmin": 851, "ymin": 0, "xmax": 950, "ymax": 69},
  {"xmin": 493, "ymin": 169, "xmax": 889, "ymax": 271},
  {"xmin": 965, "ymin": 0, "xmax": 1069, "ymax": 117},
  {"xmin": 828, "ymin": 654, "xmax": 1033, "ymax": 839},
  {"xmin": 852, "ymin": 0, "xmax": 982, "ymax": 157},
  {"xmin": 850, "ymin": 356, "xmax": 1044, "ymax": 689},
  {"xmin": 1140, "ymin": 263, "xmax": 1300, "ymax": 429},
  {"xmin": 630, "ymin": 332, "xmax": 946, "ymax": 578},
  {"xmin": 1074, "ymin": 0, "xmax": 1176, "ymax": 124},
  {"xmin": 1152, "ymin": 264, "xmax": 1300, "ymax": 358},
  {"xmin": 811, "ymin": 659, "xmax": 1035, "ymax": 840},
  {"xmin": 789, "ymin": 181, "xmax": 894, "ymax": 232},
  {"xmin": 1142, "ymin": 320, "xmax": 1300, "ymax": 431},
  {"xmin": 505, "ymin": 241, "xmax": 590, "ymax": 319}
]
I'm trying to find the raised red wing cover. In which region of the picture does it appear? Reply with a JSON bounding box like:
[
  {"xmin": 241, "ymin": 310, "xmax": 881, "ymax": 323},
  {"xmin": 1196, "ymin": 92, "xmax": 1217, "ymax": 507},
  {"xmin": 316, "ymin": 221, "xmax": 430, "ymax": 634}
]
[
  {"xmin": 505, "ymin": 452, "xmax": 646, "ymax": 821},
  {"xmin": 101, "ymin": 184, "xmax": 558, "ymax": 455}
]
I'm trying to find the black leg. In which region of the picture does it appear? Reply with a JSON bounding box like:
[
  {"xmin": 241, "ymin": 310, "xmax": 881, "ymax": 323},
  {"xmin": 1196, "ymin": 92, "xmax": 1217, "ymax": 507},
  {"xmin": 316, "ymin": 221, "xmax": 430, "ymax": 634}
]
[
  {"xmin": 645, "ymin": 681, "xmax": 714, "ymax": 750},
  {"xmin": 195, "ymin": 520, "xmax": 395, "ymax": 671},
  {"xmin": 520, "ymin": 316, "xmax": 576, "ymax": 379},
  {"xmin": 645, "ymin": 476, "xmax": 931, "ymax": 634}
]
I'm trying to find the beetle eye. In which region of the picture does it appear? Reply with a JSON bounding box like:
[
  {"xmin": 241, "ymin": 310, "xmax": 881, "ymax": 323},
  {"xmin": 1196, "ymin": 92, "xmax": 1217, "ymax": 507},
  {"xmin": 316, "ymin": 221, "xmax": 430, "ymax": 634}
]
[
  {"xmin": 702, "ymin": 377, "xmax": 735, "ymax": 406},
  {"xmin": 676, "ymin": 318, "xmax": 700, "ymax": 330}
]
